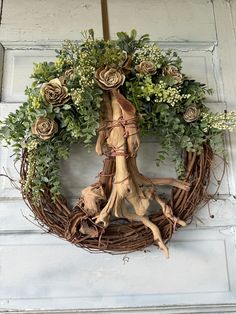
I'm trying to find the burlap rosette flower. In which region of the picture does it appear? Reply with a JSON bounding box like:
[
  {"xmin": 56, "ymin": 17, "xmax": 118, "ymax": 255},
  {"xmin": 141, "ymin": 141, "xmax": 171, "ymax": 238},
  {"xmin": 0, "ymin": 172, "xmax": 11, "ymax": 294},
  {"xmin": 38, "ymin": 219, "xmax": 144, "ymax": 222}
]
[
  {"xmin": 32, "ymin": 117, "xmax": 58, "ymax": 140},
  {"xmin": 183, "ymin": 106, "xmax": 200, "ymax": 123},
  {"xmin": 41, "ymin": 78, "xmax": 70, "ymax": 106},
  {"xmin": 162, "ymin": 65, "xmax": 183, "ymax": 83},
  {"xmin": 95, "ymin": 66, "xmax": 125, "ymax": 90},
  {"xmin": 135, "ymin": 61, "xmax": 157, "ymax": 75}
]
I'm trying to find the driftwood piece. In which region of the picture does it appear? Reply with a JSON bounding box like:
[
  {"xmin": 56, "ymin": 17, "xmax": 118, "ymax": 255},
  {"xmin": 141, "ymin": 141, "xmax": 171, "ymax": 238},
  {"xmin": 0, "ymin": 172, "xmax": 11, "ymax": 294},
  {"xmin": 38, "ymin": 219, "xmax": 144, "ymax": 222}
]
[
  {"xmin": 80, "ymin": 184, "xmax": 106, "ymax": 216},
  {"xmin": 80, "ymin": 89, "xmax": 191, "ymax": 258},
  {"xmin": 112, "ymin": 89, "xmax": 140, "ymax": 157},
  {"xmin": 95, "ymin": 92, "xmax": 113, "ymax": 156}
]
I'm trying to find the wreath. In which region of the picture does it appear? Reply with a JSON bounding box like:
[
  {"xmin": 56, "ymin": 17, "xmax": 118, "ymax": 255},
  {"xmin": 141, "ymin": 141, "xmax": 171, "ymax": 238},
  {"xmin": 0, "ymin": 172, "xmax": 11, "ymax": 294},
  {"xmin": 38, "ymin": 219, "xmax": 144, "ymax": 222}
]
[{"xmin": 1, "ymin": 30, "xmax": 236, "ymax": 258}]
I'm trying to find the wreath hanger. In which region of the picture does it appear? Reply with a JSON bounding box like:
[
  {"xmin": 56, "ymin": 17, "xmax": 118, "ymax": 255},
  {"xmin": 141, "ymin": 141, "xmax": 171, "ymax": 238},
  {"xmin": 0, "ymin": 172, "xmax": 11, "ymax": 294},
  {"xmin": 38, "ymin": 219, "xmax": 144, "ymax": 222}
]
[{"xmin": 101, "ymin": 0, "xmax": 110, "ymax": 42}]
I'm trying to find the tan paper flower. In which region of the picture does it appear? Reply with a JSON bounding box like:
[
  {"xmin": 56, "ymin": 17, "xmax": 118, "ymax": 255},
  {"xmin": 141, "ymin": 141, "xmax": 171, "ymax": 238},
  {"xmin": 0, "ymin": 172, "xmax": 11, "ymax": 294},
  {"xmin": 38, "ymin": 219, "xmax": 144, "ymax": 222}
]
[
  {"xmin": 162, "ymin": 65, "xmax": 183, "ymax": 83},
  {"xmin": 183, "ymin": 106, "xmax": 200, "ymax": 123},
  {"xmin": 95, "ymin": 66, "xmax": 125, "ymax": 90},
  {"xmin": 32, "ymin": 117, "xmax": 58, "ymax": 140},
  {"xmin": 64, "ymin": 69, "xmax": 74, "ymax": 80},
  {"xmin": 120, "ymin": 52, "xmax": 132, "ymax": 74},
  {"xmin": 41, "ymin": 78, "xmax": 70, "ymax": 106},
  {"xmin": 135, "ymin": 61, "xmax": 157, "ymax": 75}
]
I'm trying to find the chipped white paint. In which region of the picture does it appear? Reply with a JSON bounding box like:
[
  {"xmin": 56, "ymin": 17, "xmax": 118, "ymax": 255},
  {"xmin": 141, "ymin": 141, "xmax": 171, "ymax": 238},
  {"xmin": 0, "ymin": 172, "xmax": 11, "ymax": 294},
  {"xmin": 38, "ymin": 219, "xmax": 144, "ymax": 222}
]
[{"xmin": 0, "ymin": 0, "xmax": 236, "ymax": 312}]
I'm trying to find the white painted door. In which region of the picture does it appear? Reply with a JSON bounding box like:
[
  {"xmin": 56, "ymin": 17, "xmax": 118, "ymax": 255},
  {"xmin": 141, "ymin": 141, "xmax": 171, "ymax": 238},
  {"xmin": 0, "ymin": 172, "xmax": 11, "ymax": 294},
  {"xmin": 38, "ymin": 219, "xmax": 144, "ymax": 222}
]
[{"xmin": 1, "ymin": 1, "xmax": 236, "ymax": 313}]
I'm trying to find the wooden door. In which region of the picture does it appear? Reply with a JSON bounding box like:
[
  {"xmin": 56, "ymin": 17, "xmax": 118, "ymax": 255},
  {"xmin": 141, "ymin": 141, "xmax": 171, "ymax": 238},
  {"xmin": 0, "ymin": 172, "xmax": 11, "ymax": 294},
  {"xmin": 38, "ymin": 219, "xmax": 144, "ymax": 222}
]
[{"xmin": 1, "ymin": 1, "xmax": 236, "ymax": 312}]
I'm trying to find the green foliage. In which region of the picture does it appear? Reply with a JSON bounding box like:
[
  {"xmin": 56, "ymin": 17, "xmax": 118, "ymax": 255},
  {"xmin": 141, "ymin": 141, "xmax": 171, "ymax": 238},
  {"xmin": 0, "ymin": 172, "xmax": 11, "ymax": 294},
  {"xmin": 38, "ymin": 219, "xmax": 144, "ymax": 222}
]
[
  {"xmin": 31, "ymin": 62, "xmax": 58, "ymax": 83},
  {"xmin": 181, "ymin": 80, "xmax": 213, "ymax": 104},
  {"xmin": 159, "ymin": 48, "xmax": 183, "ymax": 70},
  {"xmin": 0, "ymin": 29, "xmax": 234, "ymax": 200},
  {"xmin": 116, "ymin": 29, "xmax": 150, "ymax": 54}
]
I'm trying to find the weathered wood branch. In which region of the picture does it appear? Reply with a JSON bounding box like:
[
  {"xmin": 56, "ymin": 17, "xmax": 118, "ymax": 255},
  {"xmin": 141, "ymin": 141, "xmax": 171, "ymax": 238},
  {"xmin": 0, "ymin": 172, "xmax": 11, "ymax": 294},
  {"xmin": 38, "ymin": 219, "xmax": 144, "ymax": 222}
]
[
  {"xmin": 82, "ymin": 89, "xmax": 190, "ymax": 257},
  {"xmin": 95, "ymin": 91, "xmax": 113, "ymax": 156}
]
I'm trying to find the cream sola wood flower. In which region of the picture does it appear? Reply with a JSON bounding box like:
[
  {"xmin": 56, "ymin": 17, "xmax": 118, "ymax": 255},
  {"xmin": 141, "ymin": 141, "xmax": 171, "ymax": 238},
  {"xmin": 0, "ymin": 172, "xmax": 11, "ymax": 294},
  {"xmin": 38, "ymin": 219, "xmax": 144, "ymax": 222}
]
[
  {"xmin": 183, "ymin": 105, "xmax": 200, "ymax": 123},
  {"xmin": 162, "ymin": 65, "xmax": 183, "ymax": 83},
  {"xmin": 32, "ymin": 117, "xmax": 58, "ymax": 140},
  {"xmin": 120, "ymin": 52, "xmax": 133, "ymax": 74},
  {"xmin": 41, "ymin": 78, "xmax": 70, "ymax": 106},
  {"xmin": 95, "ymin": 66, "xmax": 125, "ymax": 90},
  {"xmin": 135, "ymin": 60, "xmax": 157, "ymax": 75}
]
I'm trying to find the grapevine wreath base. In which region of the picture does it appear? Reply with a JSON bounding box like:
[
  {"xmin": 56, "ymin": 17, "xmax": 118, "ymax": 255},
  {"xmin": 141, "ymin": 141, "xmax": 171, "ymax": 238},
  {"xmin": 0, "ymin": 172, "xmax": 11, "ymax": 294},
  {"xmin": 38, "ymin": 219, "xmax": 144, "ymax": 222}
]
[
  {"xmin": 20, "ymin": 91, "xmax": 214, "ymax": 258},
  {"xmin": 2, "ymin": 30, "xmax": 232, "ymax": 258}
]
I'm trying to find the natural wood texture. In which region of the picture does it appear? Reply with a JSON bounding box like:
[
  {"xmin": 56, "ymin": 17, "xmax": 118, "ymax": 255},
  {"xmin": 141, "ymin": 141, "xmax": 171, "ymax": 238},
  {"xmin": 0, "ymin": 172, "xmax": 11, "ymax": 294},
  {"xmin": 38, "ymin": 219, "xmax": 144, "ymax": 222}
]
[
  {"xmin": 78, "ymin": 90, "xmax": 190, "ymax": 257},
  {"xmin": 101, "ymin": 0, "xmax": 110, "ymax": 41},
  {"xmin": 95, "ymin": 92, "xmax": 112, "ymax": 156}
]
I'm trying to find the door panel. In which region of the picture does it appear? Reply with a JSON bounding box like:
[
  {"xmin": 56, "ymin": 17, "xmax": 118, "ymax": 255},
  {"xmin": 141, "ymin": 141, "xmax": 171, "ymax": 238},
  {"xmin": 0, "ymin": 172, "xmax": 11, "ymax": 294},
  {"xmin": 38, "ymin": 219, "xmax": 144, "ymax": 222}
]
[
  {"xmin": 0, "ymin": 229, "xmax": 236, "ymax": 311},
  {"xmin": 2, "ymin": 50, "xmax": 56, "ymax": 102}
]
